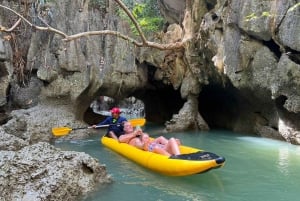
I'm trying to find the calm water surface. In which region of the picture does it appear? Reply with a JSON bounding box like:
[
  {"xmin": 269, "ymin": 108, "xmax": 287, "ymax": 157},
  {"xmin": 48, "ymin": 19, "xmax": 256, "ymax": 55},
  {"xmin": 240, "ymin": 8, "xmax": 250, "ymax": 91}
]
[{"xmin": 55, "ymin": 125, "xmax": 300, "ymax": 201}]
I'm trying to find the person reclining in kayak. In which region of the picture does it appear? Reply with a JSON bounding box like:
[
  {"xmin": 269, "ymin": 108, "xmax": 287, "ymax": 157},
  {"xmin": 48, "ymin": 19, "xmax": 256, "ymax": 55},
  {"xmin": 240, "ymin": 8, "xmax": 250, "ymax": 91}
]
[{"xmin": 119, "ymin": 121, "xmax": 181, "ymax": 156}]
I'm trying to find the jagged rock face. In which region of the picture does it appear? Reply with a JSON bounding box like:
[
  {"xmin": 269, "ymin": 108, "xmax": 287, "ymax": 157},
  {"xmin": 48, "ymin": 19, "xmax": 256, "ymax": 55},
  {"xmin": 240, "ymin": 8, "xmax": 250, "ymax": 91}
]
[
  {"xmin": 0, "ymin": 142, "xmax": 112, "ymax": 200},
  {"xmin": 277, "ymin": 1, "xmax": 300, "ymax": 52},
  {"xmin": 1, "ymin": 96, "xmax": 96, "ymax": 147},
  {"xmin": 158, "ymin": 0, "xmax": 186, "ymax": 24},
  {"xmin": 0, "ymin": 97, "xmax": 111, "ymax": 200},
  {"xmin": 23, "ymin": 0, "xmax": 145, "ymax": 119},
  {"xmin": 272, "ymin": 55, "xmax": 300, "ymax": 113},
  {"xmin": 196, "ymin": 0, "xmax": 300, "ymax": 143},
  {"xmin": 0, "ymin": 0, "xmax": 299, "ymax": 144},
  {"xmin": 0, "ymin": 1, "xmax": 299, "ymax": 199},
  {"xmin": 0, "ymin": 37, "xmax": 13, "ymax": 107},
  {"xmin": 165, "ymin": 95, "xmax": 209, "ymax": 132}
]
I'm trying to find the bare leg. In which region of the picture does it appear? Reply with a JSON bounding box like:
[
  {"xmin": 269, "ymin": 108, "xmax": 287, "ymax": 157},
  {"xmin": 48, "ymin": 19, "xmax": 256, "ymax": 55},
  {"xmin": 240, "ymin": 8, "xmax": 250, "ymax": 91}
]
[
  {"xmin": 166, "ymin": 138, "xmax": 181, "ymax": 155},
  {"xmin": 153, "ymin": 147, "xmax": 171, "ymax": 156},
  {"xmin": 154, "ymin": 136, "xmax": 168, "ymax": 145},
  {"xmin": 175, "ymin": 138, "xmax": 181, "ymax": 145}
]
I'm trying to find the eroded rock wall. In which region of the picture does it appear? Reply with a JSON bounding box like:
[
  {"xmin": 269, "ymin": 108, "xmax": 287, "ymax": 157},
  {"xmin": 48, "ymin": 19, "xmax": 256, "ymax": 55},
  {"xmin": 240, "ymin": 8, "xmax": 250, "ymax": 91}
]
[
  {"xmin": 0, "ymin": 1, "xmax": 300, "ymax": 199},
  {"xmin": 220, "ymin": 0, "xmax": 300, "ymax": 143},
  {"xmin": 0, "ymin": 0, "xmax": 300, "ymax": 145},
  {"xmin": 154, "ymin": 0, "xmax": 300, "ymax": 143},
  {"xmin": 0, "ymin": 142, "xmax": 111, "ymax": 200},
  {"xmin": 0, "ymin": 36, "xmax": 12, "ymax": 107}
]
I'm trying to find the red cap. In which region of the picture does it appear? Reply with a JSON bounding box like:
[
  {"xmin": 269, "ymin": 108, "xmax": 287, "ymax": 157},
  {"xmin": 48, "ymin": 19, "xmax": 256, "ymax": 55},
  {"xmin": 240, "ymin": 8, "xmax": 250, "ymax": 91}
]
[{"xmin": 110, "ymin": 107, "xmax": 121, "ymax": 114}]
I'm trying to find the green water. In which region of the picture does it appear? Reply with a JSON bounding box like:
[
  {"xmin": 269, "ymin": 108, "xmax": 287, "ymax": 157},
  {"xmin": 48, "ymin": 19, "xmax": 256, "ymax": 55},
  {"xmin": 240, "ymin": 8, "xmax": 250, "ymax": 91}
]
[{"xmin": 55, "ymin": 125, "xmax": 300, "ymax": 201}]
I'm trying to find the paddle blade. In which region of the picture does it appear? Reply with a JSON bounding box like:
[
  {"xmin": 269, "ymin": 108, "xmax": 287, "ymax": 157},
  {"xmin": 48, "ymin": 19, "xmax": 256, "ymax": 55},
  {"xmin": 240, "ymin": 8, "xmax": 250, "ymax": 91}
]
[
  {"xmin": 52, "ymin": 127, "xmax": 72, "ymax": 137},
  {"xmin": 129, "ymin": 118, "xmax": 146, "ymax": 127}
]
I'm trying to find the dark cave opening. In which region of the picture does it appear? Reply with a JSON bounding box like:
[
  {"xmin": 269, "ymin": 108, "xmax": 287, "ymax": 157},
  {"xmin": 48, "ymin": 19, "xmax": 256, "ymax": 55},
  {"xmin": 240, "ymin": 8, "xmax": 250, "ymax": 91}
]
[
  {"xmin": 275, "ymin": 95, "xmax": 287, "ymax": 110},
  {"xmin": 205, "ymin": 0, "xmax": 217, "ymax": 10},
  {"xmin": 198, "ymin": 84, "xmax": 240, "ymax": 129},
  {"xmin": 133, "ymin": 86, "xmax": 185, "ymax": 124},
  {"xmin": 82, "ymin": 82, "xmax": 242, "ymax": 129},
  {"xmin": 83, "ymin": 63, "xmax": 186, "ymax": 125},
  {"xmin": 83, "ymin": 106, "xmax": 105, "ymax": 125},
  {"xmin": 0, "ymin": 62, "xmax": 9, "ymax": 77},
  {"xmin": 83, "ymin": 83, "xmax": 185, "ymax": 126},
  {"xmin": 262, "ymin": 39, "xmax": 281, "ymax": 59},
  {"xmin": 132, "ymin": 63, "xmax": 185, "ymax": 123}
]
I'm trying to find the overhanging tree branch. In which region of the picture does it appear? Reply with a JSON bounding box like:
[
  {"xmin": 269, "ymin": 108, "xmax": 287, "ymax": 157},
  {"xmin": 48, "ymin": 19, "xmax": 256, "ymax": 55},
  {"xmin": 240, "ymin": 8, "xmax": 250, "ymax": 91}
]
[
  {"xmin": 62, "ymin": 30, "xmax": 183, "ymax": 50},
  {"xmin": 0, "ymin": 2, "xmax": 184, "ymax": 50},
  {"xmin": 0, "ymin": 18, "xmax": 21, "ymax": 32},
  {"xmin": 0, "ymin": 5, "xmax": 68, "ymax": 38}
]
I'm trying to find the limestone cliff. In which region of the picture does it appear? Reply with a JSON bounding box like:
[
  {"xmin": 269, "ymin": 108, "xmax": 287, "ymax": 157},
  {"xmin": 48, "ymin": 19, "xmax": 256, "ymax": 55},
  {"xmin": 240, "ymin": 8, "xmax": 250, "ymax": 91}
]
[
  {"xmin": 0, "ymin": 0, "xmax": 300, "ymax": 200},
  {"xmin": 0, "ymin": 0, "xmax": 299, "ymax": 145}
]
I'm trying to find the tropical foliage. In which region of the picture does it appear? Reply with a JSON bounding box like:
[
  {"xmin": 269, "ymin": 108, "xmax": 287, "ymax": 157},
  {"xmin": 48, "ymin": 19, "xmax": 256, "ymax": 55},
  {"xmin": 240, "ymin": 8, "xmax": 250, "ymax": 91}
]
[{"xmin": 119, "ymin": 0, "xmax": 164, "ymax": 35}]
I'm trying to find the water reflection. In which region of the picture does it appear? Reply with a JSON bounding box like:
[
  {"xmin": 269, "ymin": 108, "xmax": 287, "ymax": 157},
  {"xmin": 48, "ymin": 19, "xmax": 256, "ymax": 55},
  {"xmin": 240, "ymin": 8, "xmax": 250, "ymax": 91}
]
[
  {"xmin": 107, "ymin": 153, "xmax": 208, "ymax": 201},
  {"xmin": 277, "ymin": 147, "xmax": 289, "ymax": 176}
]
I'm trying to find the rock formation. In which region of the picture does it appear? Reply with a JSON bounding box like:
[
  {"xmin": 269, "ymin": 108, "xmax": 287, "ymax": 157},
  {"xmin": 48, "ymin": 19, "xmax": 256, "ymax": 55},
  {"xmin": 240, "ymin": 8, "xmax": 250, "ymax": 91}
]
[
  {"xmin": 0, "ymin": 0, "xmax": 299, "ymax": 140},
  {"xmin": 0, "ymin": 0, "xmax": 299, "ymax": 198}
]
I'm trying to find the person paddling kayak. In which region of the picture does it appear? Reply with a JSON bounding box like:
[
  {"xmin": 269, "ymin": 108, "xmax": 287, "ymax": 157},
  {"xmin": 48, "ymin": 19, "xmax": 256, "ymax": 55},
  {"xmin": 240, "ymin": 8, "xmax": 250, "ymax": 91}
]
[{"xmin": 92, "ymin": 107, "xmax": 127, "ymax": 140}]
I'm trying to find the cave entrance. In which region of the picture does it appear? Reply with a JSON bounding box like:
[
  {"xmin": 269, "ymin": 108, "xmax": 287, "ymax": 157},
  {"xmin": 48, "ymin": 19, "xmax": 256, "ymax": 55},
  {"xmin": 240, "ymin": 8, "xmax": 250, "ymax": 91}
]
[
  {"xmin": 133, "ymin": 85, "xmax": 185, "ymax": 124},
  {"xmin": 198, "ymin": 83, "xmax": 240, "ymax": 129},
  {"xmin": 81, "ymin": 63, "xmax": 186, "ymax": 126},
  {"xmin": 83, "ymin": 96, "xmax": 145, "ymax": 125}
]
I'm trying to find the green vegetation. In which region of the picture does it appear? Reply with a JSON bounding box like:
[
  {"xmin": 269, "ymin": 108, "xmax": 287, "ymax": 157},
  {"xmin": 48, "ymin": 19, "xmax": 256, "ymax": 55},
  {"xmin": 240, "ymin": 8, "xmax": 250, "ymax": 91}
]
[
  {"xmin": 262, "ymin": 11, "xmax": 271, "ymax": 17},
  {"xmin": 245, "ymin": 2, "xmax": 300, "ymax": 22},
  {"xmin": 118, "ymin": 0, "xmax": 164, "ymax": 35},
  {"xmin": 245, "ymin": 11, "xmax": 272, "ymax": 21},
  {"xmin": 245, "ymin": 13, "xmax": 258, "ymax": 21}
]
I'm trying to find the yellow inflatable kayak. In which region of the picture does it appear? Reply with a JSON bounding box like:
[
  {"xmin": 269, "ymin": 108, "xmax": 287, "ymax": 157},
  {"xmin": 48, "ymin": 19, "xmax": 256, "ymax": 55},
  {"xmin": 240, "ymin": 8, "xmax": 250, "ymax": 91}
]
[{"xmin": 101, "ymin": 136, "xmax": 225, "ymax": 176}]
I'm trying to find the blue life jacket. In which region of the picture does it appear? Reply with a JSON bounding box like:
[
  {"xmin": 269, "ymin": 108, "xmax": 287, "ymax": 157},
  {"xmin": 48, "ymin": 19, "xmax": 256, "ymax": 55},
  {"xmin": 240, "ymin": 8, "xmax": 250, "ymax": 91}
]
[{"xmin": 97, "ymin": 116, "xmax": 127, "ymax": 137}]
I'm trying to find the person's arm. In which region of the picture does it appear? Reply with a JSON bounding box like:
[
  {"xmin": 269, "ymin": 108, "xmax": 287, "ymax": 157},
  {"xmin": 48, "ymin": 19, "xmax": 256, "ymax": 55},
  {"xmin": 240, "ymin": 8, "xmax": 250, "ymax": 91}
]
[
  {"xmin": 119, "ymin": 131, "xmax": 139, "ymax": 143},
  {"xmin": 96, "ymin": 117, "xmax": 111, "ymax": 126},
  {"xmin": 133, "ymin": 138, "xmax": 144, "ymax": 149},
  {"xmin": 91, "ymin": 117, "xmax": 111, "ymax": 128},
  {"xmin": 108, "ymin": 131, "xmax": 119, "ymax": 141}
]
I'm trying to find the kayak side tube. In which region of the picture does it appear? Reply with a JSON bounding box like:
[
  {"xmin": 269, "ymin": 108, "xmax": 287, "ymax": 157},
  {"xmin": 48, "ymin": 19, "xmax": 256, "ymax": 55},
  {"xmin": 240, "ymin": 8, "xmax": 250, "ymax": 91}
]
[{"xmin": 101, "ymin": 136, "xmax": 226, "ymax": 176}]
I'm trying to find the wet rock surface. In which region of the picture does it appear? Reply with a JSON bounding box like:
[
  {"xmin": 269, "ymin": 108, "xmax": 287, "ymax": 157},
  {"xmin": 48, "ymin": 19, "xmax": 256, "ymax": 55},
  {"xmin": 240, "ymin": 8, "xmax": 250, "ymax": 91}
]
[
  {"xmin": 0, "ymin": 142, "xmax": 112, "ymax": 201},
  {"xmin": 0, "ymin": 97, "xmax": 112, "ymax": 200}
]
